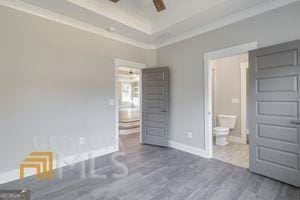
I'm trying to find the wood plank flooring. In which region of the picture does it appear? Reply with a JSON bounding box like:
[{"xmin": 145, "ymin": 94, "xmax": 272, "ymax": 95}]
[
  {"xmin": 0, "ymin": 133, "xmax": 299, "ymax": 200},
  {"xmin": 213, "ymin": 142, "xmax": 249, "ymax": 168}
]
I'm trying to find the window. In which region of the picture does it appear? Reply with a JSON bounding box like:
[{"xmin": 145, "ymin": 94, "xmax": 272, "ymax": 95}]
[{"xmin": 121, "ymin": 82, "xmax": 132, "ymax": 106}]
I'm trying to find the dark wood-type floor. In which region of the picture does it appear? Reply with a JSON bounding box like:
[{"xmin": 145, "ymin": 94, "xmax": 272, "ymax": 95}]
[{"xmin": 0, "ymin": 133, "xmax": 299, "ymax": 200}]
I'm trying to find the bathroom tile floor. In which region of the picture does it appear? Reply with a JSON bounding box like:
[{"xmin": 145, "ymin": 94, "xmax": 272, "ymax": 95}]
[{"xmin": 213, "ymin": 141, "xmax": 249, "ymax": 168}]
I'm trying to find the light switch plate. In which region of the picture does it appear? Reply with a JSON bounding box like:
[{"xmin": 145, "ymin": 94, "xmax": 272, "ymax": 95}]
[
  {"xmin": 79, "ymin": 137, "xmax": 85, "ymax": 145},
  {"xmin": 108, "ymin": 99, "xmax": 115, "ymax": 106},
  {"xmin": 232, "ymin": 98, "xmax": 240, "ymax": 104}
]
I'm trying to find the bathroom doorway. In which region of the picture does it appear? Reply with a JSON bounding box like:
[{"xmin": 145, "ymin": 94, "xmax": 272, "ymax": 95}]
[{"xmin": 210, "ymin": 53, "xmax": 250, "ymax": 168}]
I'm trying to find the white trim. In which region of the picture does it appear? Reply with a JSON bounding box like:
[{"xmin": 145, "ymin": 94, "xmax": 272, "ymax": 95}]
[
  {"xmin": 119, "ymin": 127, "xmax": 140, "ymax": 135},
  {"xmin": 115, "ymin": 59, "xmax": 146, "ymax": 69},
  {"xmin": 156, "ymin": 0, "xmax": 299, "ymax": 48},
  {"xmin": 66, "ymin": 0, "xmax": 152, "ymax": 34},
  {"xmin": 114, "ymin": 59, "xmax": 146, "ymax": 146},
  {"xmin": 0, "ymin": 0, "xmax": 156, "ymax": 50},
  {"xmin": 169, "ymin": 140, "xmax": 210, "ymax": 159},
  {"xmin": 0, "ymin": 169, "xmax": 20, "ymax": 185},
  {"xmin": 0, "ymin": 144, "xmax": 118, "ymax": 185},
  {"xmin": 240, "ymin": 62, "xmax": 249, "ymax": 144},
  {"xmin": 204, "ymin": 42, "xmax": 258, "ymax": 158}
]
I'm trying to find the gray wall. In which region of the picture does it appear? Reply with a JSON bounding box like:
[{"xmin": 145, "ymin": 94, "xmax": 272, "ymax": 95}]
[
  {"xmin": 1, "ymin": 0, "xmax": 300, "ymax": 174},
  {"xmin": 213, "ymin": 54, "xmax": 248, "ymax": 137},
  {"xmin": 157, "ymin": 2, "xmax": 300, "ymax": 149},
  {"xmin": 0, "ymin": 5, "xmax": 150, "ymax": 173}
]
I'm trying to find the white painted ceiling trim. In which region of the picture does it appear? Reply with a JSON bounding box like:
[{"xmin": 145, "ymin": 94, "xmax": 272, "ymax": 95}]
[
  {"xmin": 66, "ymin": 0, "xmax": 229, "ymax": 35},
  {"xmin": 115, "ymin": 58, "xmax": 146, "ymax": 69},
  {"xmin": 66, "ymin": 0, "xmax": 152, "ymax": 34},
  {"xmin": 0, "ymin": 0, "xmax": 156, "ymax": 49},
  {"xmin": 157, "ymin": 0, "xmax": 300, "ymax": 48},
  {"xmin": 151, "ymin": 0, "xmax": 229, "ymax": 34},
  {"xmin": 0, "ymin": 0, "xmax": 299, "ymax": 50}
]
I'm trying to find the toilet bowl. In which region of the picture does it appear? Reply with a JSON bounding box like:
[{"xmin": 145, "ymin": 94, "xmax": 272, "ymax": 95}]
[
  {"xmin": 214, "ymin": 115, "xmax": 237, "ymax": 146},
  {"xmin": 213, "ymin": 127, "xmax": 229, "ymax": 146}
]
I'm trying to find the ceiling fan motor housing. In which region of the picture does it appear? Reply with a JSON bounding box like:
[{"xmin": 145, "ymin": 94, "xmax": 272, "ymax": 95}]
[
  {"xmin": 109, "ymin": 0, "xmax": 166, "ymax": 12},
  {"xmin": 153, "ymin": 0, "xmax": 166, "ymax": 12}
]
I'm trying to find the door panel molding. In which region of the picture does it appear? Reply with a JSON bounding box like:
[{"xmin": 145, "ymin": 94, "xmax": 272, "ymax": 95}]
[
  {"xmin": 249, "ymin": 40, "xmax": 300, "ymax": 187},
  {"xmin": 142, "ymin": 67, "xmax": 169, "ymax": 147}
]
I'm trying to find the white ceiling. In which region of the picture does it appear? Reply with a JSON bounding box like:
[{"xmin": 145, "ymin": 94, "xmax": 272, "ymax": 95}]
[{"xmin": 2, "ymin": 0, "xmax": 299, "ymax": 48}]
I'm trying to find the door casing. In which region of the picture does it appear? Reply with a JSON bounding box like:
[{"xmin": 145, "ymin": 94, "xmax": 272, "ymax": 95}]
[
  {"xmin": 114, "ymin": 59, "xmax": 146, "ymax": 148},
  {"xmin": 204, "ymin": 42, "xmax": 258, "ymax": 158}
]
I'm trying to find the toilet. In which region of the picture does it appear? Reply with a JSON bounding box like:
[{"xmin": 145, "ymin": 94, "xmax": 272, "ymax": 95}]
[{"xmin": 214, "ymin": 115, "xmax": 237, "ymax": 146}]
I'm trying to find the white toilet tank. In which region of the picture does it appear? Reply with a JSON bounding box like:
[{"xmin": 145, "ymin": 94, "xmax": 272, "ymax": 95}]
[{"xmin": 218, "ymin": 115, "xmax": 237, "ymax": 129}]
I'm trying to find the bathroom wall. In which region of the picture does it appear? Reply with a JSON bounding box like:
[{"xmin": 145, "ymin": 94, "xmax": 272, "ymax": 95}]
[{"xmin": 213, "ymin": 54, "xmax": 248, "ymax": 137}]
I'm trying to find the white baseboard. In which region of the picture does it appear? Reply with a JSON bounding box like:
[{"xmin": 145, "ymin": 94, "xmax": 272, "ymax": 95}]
[
  {"xmin": 0, "ymin": 144, "xmax": 119, "ymax": 185},
  {"xmin": 119, "ymin": 128, "xmax": 140, "ymax": 135},
  {"xmin": 228, "ymin": 135, "xmax": 248, "ymax": 144},
  {"xmin": 0, "ymin": 169, "xmax": 20, "ymax": 185},
  {"xmin": 169, "ymin": 140, "xmax": 210, "ymax": 159}
]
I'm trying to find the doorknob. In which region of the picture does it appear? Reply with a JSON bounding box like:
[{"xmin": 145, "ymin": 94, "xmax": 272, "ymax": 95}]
[
  {"xmin": 161, "ymin": 110, "xmax": 167, "ymax": 113},
  {"xmin": 290, "ymin": 120, "xmax": 300, "ymax": 125}
]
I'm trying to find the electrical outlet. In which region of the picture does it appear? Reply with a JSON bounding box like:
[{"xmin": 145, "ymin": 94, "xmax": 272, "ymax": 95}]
[
  {"xmin": 187, "ymin": 132, "xmax": 192, "ymax": 139},
  {"xmin": 79, "ymin": 137, "xmax": 85, "ymax": 145}
]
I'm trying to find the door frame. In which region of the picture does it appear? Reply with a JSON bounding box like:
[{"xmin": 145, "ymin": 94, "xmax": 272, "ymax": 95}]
[
  {"xmin": 239, "ymin": 62, "xmax": 249, "ymax": 144},
  {"xmin": 203, "ymin": 42, "xmax": 258, "ymax": 158},
  {"xmin": 114, "ymin": 58, "xmax": 146, "ymax": 147}
]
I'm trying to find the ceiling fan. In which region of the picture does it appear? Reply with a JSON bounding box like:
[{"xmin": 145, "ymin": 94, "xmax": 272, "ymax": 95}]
[{"xmin": 110, "ymin": 0, "xmax": 166, "ymax": 12}]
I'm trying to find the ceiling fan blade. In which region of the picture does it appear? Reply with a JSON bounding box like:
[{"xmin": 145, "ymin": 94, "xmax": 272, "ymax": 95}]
[
  {"xmin": 153, "ymin": 0, "xmax": 166, "ymax": 12},
  {"xmin": 110, "ymin": 0, "xmax": 120, "ymax": 2}
]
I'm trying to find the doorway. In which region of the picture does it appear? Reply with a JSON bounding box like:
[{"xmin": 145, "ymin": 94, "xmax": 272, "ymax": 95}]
[
  {"xmin": 118, "ymin": 67, "xmax": 140, "ymax": 135},
  {"xmin": 211, "ymin": 54, "xmax": 249, "ymax": 168},
  {"xmin": 115, "ymin": 59, "xmax": 145, "ymax": 149},
  {"xmin": 203, "ymin": 42, "xmax": 258, "ymax": 162},
  {"xmin": 115, "ymin": 59, "xmax": 170, "ymax": 149}
]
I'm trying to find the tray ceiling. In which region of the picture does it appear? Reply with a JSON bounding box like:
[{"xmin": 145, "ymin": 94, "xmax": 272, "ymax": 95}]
[{"xmin": 2, "ymin": 0, "xmax": 298, "ymax": 48}]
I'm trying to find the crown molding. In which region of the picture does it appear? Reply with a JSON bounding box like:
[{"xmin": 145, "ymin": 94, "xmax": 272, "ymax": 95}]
[
  {"xmin": 0, "ymin": 0, "xmax": 298, "ymax": 50},
  {"xmin": 115, "ymin": 58, "xmax": 146, "ymax": 69},
  {"xmin": 0, "ymin": 0, "xmax": 156, "ymax": 50},
  {"xmin": 156, "ymin": 0, "xmax": 299, "ymax": 48},
  {"xmin": 66, "ymin": 0, "xmax": 152, "ymax": 34}
]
